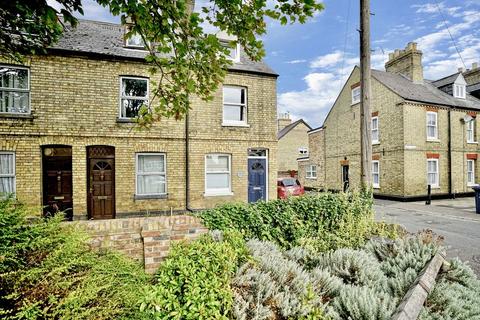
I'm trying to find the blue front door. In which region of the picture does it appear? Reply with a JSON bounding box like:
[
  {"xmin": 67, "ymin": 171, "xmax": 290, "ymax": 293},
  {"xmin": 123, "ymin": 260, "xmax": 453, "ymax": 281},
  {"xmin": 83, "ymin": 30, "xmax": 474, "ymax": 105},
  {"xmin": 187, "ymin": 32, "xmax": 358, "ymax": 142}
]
[{"xmin": 248, "ymin": 158, "xmax": 267, "ymax": 203}]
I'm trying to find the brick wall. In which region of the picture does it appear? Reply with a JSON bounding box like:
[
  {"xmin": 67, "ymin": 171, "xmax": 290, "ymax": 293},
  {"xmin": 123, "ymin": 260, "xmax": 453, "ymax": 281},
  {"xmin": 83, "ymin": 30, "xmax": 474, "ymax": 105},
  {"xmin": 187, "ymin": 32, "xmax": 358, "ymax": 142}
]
[
  {"xmin": 277, "ymin": 122, "xmax": 310, "ymax": 173},
  {"xmin": 74, "ymin": 215, "xmax": 208, "ymax": 274}
]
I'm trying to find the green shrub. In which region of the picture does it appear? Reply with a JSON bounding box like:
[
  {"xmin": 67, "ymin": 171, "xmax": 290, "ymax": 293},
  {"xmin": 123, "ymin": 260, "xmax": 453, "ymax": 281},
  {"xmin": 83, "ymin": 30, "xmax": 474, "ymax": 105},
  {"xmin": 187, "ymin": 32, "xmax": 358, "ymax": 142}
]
[
  {"xmin": 0, "ymin": 199, "xmax": 150, "ymax": 320},
  {"xmin": 139, "ymin": 230, "xmax": 248, "ymax": 319}
]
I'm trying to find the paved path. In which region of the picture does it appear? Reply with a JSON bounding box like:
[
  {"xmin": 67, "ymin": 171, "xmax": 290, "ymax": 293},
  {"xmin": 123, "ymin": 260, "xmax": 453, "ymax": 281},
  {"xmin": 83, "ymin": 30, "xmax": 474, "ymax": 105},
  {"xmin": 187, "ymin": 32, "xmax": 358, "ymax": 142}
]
[{"xmin": 375, "ymin": 198, "xmax": 480, "ymax": 275}]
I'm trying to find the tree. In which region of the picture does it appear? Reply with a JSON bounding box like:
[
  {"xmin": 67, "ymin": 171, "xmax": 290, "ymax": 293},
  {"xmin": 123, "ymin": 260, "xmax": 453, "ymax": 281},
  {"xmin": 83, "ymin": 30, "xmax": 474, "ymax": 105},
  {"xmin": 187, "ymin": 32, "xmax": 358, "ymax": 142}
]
[{"xmin": 0, "ymin": 0, "xmax": 324, "ymax": 125}]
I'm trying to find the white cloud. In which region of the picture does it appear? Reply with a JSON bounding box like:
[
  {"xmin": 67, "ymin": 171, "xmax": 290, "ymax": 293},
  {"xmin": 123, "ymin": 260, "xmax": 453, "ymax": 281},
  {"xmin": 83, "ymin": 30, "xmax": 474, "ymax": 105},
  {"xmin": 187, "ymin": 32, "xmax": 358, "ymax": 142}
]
[
  {"xmin": 286, "ymin": 59, "xmax": 307, "ymax": 64},
  {"xmin": 310, "ymin": 51, "xmax": 344, "ymax": 69}
]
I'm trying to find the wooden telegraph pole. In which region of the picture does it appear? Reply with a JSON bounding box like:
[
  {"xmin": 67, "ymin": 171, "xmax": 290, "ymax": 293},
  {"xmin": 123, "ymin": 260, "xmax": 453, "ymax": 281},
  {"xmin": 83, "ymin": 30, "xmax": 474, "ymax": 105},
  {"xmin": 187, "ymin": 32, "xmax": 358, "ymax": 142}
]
[{"xmin": 360, "ymin": 0, "xmax": 372, "ymax": 187}]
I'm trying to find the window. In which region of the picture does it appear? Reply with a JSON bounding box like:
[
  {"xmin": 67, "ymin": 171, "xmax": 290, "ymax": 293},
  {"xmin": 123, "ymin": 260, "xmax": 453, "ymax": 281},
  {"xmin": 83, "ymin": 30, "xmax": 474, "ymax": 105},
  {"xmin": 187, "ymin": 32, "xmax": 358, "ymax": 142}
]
[
  {"xmin": 299, "ymin": 147, "xmax": 308, "ymax": 155},
  {"xmin": 371, "ymin": 116, "xmax": 379, "ymax": 144},
  {"xmin": 223, "ymin": 86, "xmax": 247, "ymax": 126},
  {"xmin": 351, "ymin": 86, "xmax": 360, "ymax": 104},
  {"xmin": 467, "ymin": 119, "xmax": 476, "ymax": 143},
  {"xmin": 0, "ymin": 152, "xmax": 15, "ymax": 195},
  {"xmin": 454, "ymin": 84, "xmax": 466, "ymax": 99},
  {"xmin": 467, "ymin": 159, "xmax": 476, "ymax": 186},
  {"xmin": 136, "ymin": 153, "xmax": 166, "ymax": 196},
  {"xmin": 372, "ymin": 160, "xmax": 380, "ymax": 188},
  {"xmin": 0, "ymin": 66, "xmax": 30, "ymax": 114},
  {"xmin": 426, "ymin": 112, "xmax": 438, "ymax": 140},
  {"xmin": 120, "ymin": 77, "xmax": 149, "ymax": 118},
  {"xmin": 306, "ymin": 165, "xmax": 317, "ymax": 179},
  {"xmin": 220, "ymin": 40, "xmax": 240, "ymax": 62},
  {"xmin": 427, "ymin": 159, "xmax": 439, "ymax": 187},
  {"xmin": 205, "ymin": 154, "xmax": 231, "ymax": 195}
]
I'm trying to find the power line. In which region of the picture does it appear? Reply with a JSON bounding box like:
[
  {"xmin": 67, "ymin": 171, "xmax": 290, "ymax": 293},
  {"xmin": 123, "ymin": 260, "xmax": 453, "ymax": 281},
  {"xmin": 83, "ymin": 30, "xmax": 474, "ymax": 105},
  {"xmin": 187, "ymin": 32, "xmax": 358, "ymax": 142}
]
[
  {"xmin": 340, "ymin": 0, "xmax": 352, "ymax": 81},
  {"xmin": 433, "ymin": 0, "xmax": 467, "ymax": 69}
]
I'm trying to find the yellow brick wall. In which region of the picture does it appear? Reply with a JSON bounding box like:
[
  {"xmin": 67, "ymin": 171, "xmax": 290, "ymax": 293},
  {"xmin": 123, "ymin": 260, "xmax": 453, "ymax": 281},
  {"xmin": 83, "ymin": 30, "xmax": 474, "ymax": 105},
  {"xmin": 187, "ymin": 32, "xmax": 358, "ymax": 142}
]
[
  {"xmin": 298, "ymin": 129, "xmax": 325, "ymax": 189},
  {"xmin": 0, "ymin": 54, "xmax": 277, "ymax": 218},
  {"xmin": 277, "ymin": 122, "xmax": 310, "ymax": 173}
]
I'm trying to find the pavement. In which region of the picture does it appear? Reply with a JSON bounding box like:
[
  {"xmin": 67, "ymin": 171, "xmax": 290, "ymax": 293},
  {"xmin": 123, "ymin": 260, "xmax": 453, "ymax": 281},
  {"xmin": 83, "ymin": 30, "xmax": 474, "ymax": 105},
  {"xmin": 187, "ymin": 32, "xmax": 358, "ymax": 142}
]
[{"xmin": 374, "ymin": 197, "xmax": 480, "ymax": 275}]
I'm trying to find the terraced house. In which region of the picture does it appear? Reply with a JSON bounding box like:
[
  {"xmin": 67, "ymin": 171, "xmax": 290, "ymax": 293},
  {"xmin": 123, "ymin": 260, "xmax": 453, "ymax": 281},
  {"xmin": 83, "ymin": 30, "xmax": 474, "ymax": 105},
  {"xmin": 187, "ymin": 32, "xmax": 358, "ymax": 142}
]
[
  {"xmin": 0, "ymin": 19, "xmax": 278, "ymax": 220},
  {"xmin": 298, "ymin": 42, "xmax": 480, "ymax": 200}
]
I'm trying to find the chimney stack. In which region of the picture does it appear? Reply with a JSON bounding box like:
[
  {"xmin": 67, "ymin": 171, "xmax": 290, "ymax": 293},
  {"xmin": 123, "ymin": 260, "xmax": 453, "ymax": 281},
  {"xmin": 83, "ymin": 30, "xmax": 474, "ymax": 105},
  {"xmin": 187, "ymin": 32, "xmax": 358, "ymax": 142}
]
[
  {"xmin": 277, "ymin": 112, "xmax": 292, "ymax": 131},
  {"xmin": 385, "ymin": 42, "xmax": 423, "ymax": 83},
  {"xmin": 463, "ymin": 61, "xmax": 480, "ymax": 86}
]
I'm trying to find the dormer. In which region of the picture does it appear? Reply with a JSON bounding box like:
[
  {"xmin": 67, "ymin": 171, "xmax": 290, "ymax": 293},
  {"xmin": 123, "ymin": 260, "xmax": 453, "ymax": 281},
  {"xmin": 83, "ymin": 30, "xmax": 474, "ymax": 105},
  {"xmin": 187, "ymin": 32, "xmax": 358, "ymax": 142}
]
[
  {"xmin": 217, "ymin": 31, "xmax": 240, "ymax": 63},
  {"xmin": 453, "ymin": 73, "xmax": 467, "ymax": 99}
]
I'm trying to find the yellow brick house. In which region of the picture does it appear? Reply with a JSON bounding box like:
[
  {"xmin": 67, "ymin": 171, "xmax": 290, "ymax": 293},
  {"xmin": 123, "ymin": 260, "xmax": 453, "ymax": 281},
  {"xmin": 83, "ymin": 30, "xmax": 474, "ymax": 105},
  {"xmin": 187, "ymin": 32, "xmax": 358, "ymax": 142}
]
[
  {"xmin": 0, "ymin": 19, "xmax": 278, "ymax": 220},
  {"xmin": 299, "ymin": 42, "xmax": 480, "ymax": 200}
]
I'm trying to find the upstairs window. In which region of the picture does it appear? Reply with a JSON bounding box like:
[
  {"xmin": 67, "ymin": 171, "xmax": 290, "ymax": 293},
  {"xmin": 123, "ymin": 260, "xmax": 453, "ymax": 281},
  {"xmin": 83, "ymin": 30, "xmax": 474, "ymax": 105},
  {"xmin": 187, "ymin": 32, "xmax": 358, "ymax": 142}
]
[
  {"xmin": 220, "ymin": 40, "xmax": 240, "ymax": 62},
  {"xmin": 372, "ymin": 160, "xmax": 380, "ymax": 188},
  {"xmin": 371, "ymin": 116, "xmax": 379, "ymax": 144},
  {"xmin": 298, "ymin": 147, "xmax": 308, "ymax": 155},
  {"xmin": 454, "ymin": 84, "xmax": 466, "ymax": 99},
  {"xmin": 306, "ymin": 165, "xmax": 317, "ymax": 179},
  {"xmin": 467, "ymin": 159, "xmax": 476, "ymax": 186},
  {"xmin": 351, "ymin": 86, "xmax": 360, "ymax": 104},
  {"xmin": 0, "ymin": 152, "xmax": 15, "ymax": 195},
  {"xmin": 223, "ymin": 86, "xmax": 247, "ymax": 126},
  {"xmin": 427, "ymin": 159, "xmax": 439, "ymax": 188},
  {"xmin": 205, "ymin": 154, "xmax": 231, "ymax": 195},
  {"xmin": 0, "ymin": 66, "xmax": 30, "ymax": 114},
  {"xmin": 136, "ymin": 153, "xmax": 166, "ymax": 196},
  {"xmin": 120, "ymin": 77, "xmax": 148, "ymax": 118},
  {"xmin": 467, "ymin": 119, "xmax": 476, "ymax": 143},
  {"xmin": 426, "ymin": 111, "xmax": 438, "ymax": 140}
]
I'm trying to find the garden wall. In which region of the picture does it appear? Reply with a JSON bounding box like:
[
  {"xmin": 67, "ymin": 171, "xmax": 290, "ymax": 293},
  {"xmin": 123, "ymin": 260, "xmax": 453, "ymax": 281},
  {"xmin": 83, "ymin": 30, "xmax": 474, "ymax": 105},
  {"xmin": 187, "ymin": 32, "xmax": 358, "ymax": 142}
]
[{"xmin": 73, "ymin": 215, "xmax": 208, "ymax": 273}]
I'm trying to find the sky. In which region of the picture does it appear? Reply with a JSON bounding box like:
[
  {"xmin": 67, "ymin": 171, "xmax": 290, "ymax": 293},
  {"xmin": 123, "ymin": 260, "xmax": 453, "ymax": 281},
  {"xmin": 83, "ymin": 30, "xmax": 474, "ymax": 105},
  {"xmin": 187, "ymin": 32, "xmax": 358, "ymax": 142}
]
[{"xmin": 50, "ymin": 0, "xmax": 480, "ymax": 128}]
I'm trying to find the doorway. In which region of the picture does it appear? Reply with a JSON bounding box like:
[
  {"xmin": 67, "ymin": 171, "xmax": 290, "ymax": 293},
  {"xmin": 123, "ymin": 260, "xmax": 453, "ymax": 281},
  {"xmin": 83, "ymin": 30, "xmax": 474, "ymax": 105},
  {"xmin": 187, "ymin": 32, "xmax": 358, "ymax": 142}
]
[
  {"xmin": 87, "ymin": 146, "xmax": 115, "ymax": 219},
  {"xmin": 342, "ymin": 165, "xmax": 350, "ymax": 192},
  {"xmin": 248, "ymin": 148, "xmax": 268, "ymax": 203}
]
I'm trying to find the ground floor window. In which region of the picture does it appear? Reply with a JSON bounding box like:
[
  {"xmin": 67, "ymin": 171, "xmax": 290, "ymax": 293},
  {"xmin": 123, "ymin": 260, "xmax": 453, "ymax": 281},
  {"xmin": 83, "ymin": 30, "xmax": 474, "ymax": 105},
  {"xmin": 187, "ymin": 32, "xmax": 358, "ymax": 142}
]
[
  {"xmin": 467, "ymin": 159, "xmax": 475, "ymax": 186},
  {"xmin": 372, "ymin": 160, "xmax": 380, "ymax": 188},
  {"xmin": 427, "ymin": 159, "xmax": 439, "ymax": 188},
  {"xmin": 205, "ymin": 154, "xmax": 231, "ymax": 195},
  {"xmin": 136, "ymin": 153, "xmax": 166, "ymax": 195},
  {"xmin": 0, "ymin": 152, "xmax": 15, "ymax": 195},
  {"xmin": 306, "ymin": 165, "xmax": 317, "ymax": 179}
]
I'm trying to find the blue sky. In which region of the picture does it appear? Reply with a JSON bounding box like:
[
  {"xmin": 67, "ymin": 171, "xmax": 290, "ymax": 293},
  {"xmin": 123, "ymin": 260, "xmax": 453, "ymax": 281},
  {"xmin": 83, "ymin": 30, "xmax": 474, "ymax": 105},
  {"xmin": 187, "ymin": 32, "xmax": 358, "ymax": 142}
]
[{"xmin": 51, "ymin": 0, "xmax": 480, "ymax": 127}]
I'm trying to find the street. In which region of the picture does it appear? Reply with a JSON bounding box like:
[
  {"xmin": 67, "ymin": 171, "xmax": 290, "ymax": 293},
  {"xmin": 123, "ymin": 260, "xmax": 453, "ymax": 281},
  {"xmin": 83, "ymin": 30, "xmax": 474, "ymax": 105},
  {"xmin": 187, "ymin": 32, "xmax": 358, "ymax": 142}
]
[{"xmin": 375, "ymin": 198, "xmax": 480, "ymax": 275}]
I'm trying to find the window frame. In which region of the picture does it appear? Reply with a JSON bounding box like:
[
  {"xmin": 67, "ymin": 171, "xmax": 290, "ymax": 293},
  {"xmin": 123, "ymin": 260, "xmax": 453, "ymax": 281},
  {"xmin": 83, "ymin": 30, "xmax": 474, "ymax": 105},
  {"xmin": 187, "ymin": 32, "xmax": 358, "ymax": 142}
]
[
  {"xmin": 119, "ymin": 76, "xmax": 149, "ymax": 119},
  {"xmin": 372, "ymin": 160, "xmax": 380, "ymax": 189},
  {"xmin": 222, "ymin": 85, "xmax": 248, "ymax": 127},
  {"xmin": 298, "ymin": 147, "xmax": 308, "ymax": 155},
  {"xmin": 0, "ymin": 65, "xmax": 31, "ymax": 115},
  {"xmin": 306, "ymin": 164, "xmax": 317, "ymax": 179},
  {"xmin": 454, "ymin": 84, "xmax": 466, "ymax": 99},
  {"xmin": 219, "ymin": 40, "xmax": 241, "ymax": 63},
  {"xmin": 135, "ymin": 153, "xmax": 167, "ymax": 197},
  {"xmin": 0, "ymin": 151, "xmax": 16, "ymax": 195},
  {"xmin": 371, "ymin": 116, "xmax": 379, "ymax": 144},
  {"xmin": 204, "ymin": 153, "xmax": 232, "ymax": 196},
  {"xmin": 426, "ymin": 111, "xmax": 438, "ymax": 141},
  {"xmin": 427, "ymin": 159, "xmax": 439, "ymax": 188},
  {"xmin": 467, "ymin": 159, "xmax": 476, "ymax": 186},
  {"xmin": 467, "ymin": 119, "xmax": 476, "ymax": 143},
  {"xmin": 351, "ymin": 86, "xmax": 361, "ymax": 105}
]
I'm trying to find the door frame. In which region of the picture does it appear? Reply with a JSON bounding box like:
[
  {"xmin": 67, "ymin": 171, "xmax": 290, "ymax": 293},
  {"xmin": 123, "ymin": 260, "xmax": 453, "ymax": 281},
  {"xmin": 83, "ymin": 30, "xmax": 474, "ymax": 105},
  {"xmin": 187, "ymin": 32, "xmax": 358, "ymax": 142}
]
[
  {"xmin": 86, "ymin": 145, "xmax": 116, "ymax": 220},
  {"xmin": 247, "ymin": 149, "xmax": 269, "ymax": 201}
]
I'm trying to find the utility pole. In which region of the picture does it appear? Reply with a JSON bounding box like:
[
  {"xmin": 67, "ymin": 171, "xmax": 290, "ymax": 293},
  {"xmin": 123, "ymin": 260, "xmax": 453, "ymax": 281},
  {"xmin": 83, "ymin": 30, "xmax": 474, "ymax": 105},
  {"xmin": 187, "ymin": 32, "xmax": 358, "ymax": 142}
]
[{"xmin": 360, "ymin": 0, "xmax": 372, "ymax": 187}]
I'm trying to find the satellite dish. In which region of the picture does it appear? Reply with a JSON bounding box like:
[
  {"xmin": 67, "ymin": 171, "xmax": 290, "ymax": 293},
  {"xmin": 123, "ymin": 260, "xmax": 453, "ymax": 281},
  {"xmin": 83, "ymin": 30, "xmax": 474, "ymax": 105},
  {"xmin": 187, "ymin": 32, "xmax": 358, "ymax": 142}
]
[{"xmin": 462, "ymin": 115, "xmax": 473, "ymax": 123}]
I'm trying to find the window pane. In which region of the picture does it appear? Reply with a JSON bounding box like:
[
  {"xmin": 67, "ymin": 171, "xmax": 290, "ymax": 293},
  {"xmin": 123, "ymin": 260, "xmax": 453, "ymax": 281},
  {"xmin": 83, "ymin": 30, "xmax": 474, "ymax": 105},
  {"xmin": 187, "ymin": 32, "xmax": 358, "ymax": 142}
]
[
  {"xmin": 223, "ymin": 105, "xmax": 242, "ymax": 122},
  {"xmin": 427, "ymin": 114, "xmax": 436, "ymax": 125},
  {"xmin": 206, "ymin": 155, "xmax": 229, "ymax": 171},
  {"xmin": 206, "ymin": 173, "xmax": 229, "ymax": 189},
  {"xmin": 0, "ymin": 154, "xmax": 14, "ymax": 174},
  {"xmin": 138, "ymin": 154, "xmax": 164, "ymax": 173},
  {"xmin": 373, "ymin": 174, "xmax": 379, "ymax": 185},
  {"xmin": 121, "ymin": 99, "xmax": 145, "ymax": 118},
  {"xmin": 427, "ymin": 126, "xmax": 436, "ymax": 138},
  {"xmin": 372, "ymin": 130, "xmax": 379, "ymax": 141},
  {"xmin": 122, "ymin": 78, "xmax": 147, "ymax": 97},
  {"xmin": 137, "ymin": 174, "xmax": 165, "ymax": 194},
  {"xmin": 0, "ymin": 91, "xmax": 29, "ymax": 113},
  {"xmin": 126, "ymin": 33, "xmax": 145, "ymax": 47},
  {"xmin": 223, "ymin": 87, "xmax": 244, "ymax": 104},
  {"xmin": 0, "ymin": 177, "xmax": 14, "ymax": 194},
  {"xmin": 0, "ymin": 67, "xmax": 28, "ymax": 89}
]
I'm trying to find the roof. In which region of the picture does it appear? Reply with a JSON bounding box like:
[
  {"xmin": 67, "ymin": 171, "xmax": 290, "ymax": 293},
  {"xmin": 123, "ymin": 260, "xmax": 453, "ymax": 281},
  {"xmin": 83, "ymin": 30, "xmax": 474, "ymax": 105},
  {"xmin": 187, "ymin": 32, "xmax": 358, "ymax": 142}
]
[
  {"xmin": 371, "ymin": 69, "xmax": 480, "ymax": 110},
  {"xmin": 49, "ymin": 19, "xmax": 277, "ymax": 77},
  {"xmin": 308, "ymin": 126, "xmax": 323, "ymax": 134},
  {"xmin": 277, "ymin": 119, "xmax": 312, "ymax": 139},
  {"xmin": 468, "ymin": 83, "xmax": 480, "ymax": 93},
  {"xmin": 430, "ymin": 72, "xmax": 461, "ymax": 88}
]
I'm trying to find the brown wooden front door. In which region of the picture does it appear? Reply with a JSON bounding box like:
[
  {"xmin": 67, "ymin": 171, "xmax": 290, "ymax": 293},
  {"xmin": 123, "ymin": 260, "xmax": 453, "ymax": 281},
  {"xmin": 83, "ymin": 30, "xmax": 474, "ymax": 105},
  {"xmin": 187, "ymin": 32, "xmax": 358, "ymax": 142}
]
[
  {"xmin": 87, "ymin": 146, "xmax": 115, "ymax": 219},
  {"xmin": 42, "ymin": 146, "xmax": 73, "ymax": 220}
]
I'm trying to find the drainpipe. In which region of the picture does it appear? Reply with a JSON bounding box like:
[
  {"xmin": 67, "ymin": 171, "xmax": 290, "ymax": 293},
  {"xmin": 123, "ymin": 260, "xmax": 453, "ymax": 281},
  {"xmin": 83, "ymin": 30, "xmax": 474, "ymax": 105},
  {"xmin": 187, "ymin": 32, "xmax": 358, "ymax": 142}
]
[
  {"xmin": 448, "ymin": 110, "xmax": 453, "ymax": 198},
  {"xmin": 185, "ymin": 111, "xmax": 193, "ymax": 212}
]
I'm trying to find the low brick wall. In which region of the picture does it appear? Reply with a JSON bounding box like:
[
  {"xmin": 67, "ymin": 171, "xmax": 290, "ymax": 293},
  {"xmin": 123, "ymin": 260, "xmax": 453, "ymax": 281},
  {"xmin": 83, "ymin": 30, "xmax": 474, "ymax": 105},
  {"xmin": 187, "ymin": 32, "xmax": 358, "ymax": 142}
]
[{"xmin": 72, "ymin": 215, "xmax": 208, "ymax": 274}]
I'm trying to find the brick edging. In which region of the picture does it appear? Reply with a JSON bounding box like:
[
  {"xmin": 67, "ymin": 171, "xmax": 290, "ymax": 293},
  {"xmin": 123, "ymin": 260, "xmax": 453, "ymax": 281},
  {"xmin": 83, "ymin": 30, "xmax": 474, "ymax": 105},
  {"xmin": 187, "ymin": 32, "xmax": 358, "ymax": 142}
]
[{"xmin": 391, "ymin": 251, "xmax": 446, "ymax": 320}]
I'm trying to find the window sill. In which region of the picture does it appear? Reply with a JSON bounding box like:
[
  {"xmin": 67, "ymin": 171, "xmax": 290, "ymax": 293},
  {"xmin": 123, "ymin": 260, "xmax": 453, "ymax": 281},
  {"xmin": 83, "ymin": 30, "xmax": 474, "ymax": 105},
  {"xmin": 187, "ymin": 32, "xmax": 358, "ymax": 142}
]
[
  {"xmin": 429, "ymin": 185, "xmax": 440, "ymax": 189},
  {"xmin": 426, "ymin": 139, "xmax": 440, "ymax": 143},
  {"xmin": 373, "ymin": 185, "xmax": 380, "ymax": 189},
  {"xmin": 306, "ymin": 177, "xmax": 317, "ymax": 180},
  {"xmin": 467, "ymin": 183, "xmax": 477, "ymax": 187},
  {"xmin": 0, "ymin": 113, "xmax": 33, "ymax": 119},
  {"xmin": 372, "ymin": 141, "xmax": 380, "ymax": 145},
  {"xmin": 204, "ymin": 191, "xmax": 234, "ymax": 197},
  {"xmin": 467, "ymin": 141, "xmax": 478, "ymax": 144},
  {"xmin": 134, "ymin": 194, "xmax": 167, "ymax": 200},
  {"xmin": 117, "ymin": 118, "xmax": 136, "ymax": 123},
  {"xmin": 222, "ymin": 122, "xmax": 250, "ymax": 128},
  {"xmin": 351, "ymin": 102, "xmax": 360, "ymax": 106}
]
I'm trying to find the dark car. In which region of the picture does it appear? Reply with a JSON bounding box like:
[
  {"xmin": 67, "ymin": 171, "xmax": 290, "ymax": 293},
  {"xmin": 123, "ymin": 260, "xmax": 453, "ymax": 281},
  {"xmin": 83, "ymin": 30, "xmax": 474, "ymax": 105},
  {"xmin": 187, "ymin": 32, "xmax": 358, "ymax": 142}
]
[{"xmin": 277, "ymin": 177, "xmax": 305, "ymax": 199}]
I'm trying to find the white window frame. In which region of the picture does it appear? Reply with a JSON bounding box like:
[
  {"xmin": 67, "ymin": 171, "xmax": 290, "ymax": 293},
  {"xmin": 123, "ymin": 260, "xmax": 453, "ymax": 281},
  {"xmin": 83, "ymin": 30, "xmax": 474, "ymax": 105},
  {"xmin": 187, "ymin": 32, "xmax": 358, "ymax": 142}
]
[
  {"xmin": 427, "ymin": 159, "xmax": 439, "ymax": 188},
  {"xmin": 372, "ymin": 160, "xmax": 380, "ymax": 189},
  {"xmin": 298, "ymin": 147, "xmax": 308, "ymax": 155},
  {"xmin": 135, "ymin": 153, "xmax": 167, "ymax": 196},
  {"xmin": 371, "ymin": 116, "xmax": 379, "ymax": 144},
  {"xmin": 426, "ymin": 111, "xmax": 438, "ymax": 141},
  {"xmin": 220, "ymin": 40, "xmax": 240, "ymax": 63},
  {"xmin": 205, "ymin": 154, "xmax": 232, "ymax": 196},
  {"xmin": 454, "ymin": 84, "xmax": 466, "ymax": 99},
  {"xmin": 351, "ymin": 86, "xmax": 360, "ymax": 105},
  {"xmin": 306, "ymin": 164, "xmax": 317, "ymax": 179},
  {"xmin": 222, "ymin": 86, "xmax": 248, "ymax": 127},
  {"xmin": 467, "ymin": 159, "xmax": 476, "ymax": 186},
  {"xmin": 467, "ymin": 119, "xmax": 476, "ymax": 143},
  {"xmin": 119, "ymin": 76, "xmax": 149, "ymax": 119},
  {"xmin": 0, "ymin": 151, "xmax": 16, "ymax": 195},
  {"xmin": 0, "ymin": 65, "xmax": 31, "ymax": 115}
]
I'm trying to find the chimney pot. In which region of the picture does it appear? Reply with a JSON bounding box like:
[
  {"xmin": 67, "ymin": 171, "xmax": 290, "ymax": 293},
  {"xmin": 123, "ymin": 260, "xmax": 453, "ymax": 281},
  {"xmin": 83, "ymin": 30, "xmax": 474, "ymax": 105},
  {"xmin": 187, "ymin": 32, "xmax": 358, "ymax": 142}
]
[{"xmin": 385, "ymin": 42, "xmax": 424, "ymax": 83}]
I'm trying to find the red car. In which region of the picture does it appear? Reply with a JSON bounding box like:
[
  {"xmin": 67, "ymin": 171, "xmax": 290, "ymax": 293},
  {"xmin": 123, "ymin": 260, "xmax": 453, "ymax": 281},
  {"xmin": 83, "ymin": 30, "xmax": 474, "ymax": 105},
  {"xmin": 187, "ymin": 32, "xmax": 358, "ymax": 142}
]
[{"xmin": 277, "ymin": 178, "xmax": 305, "ymax": 199}]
